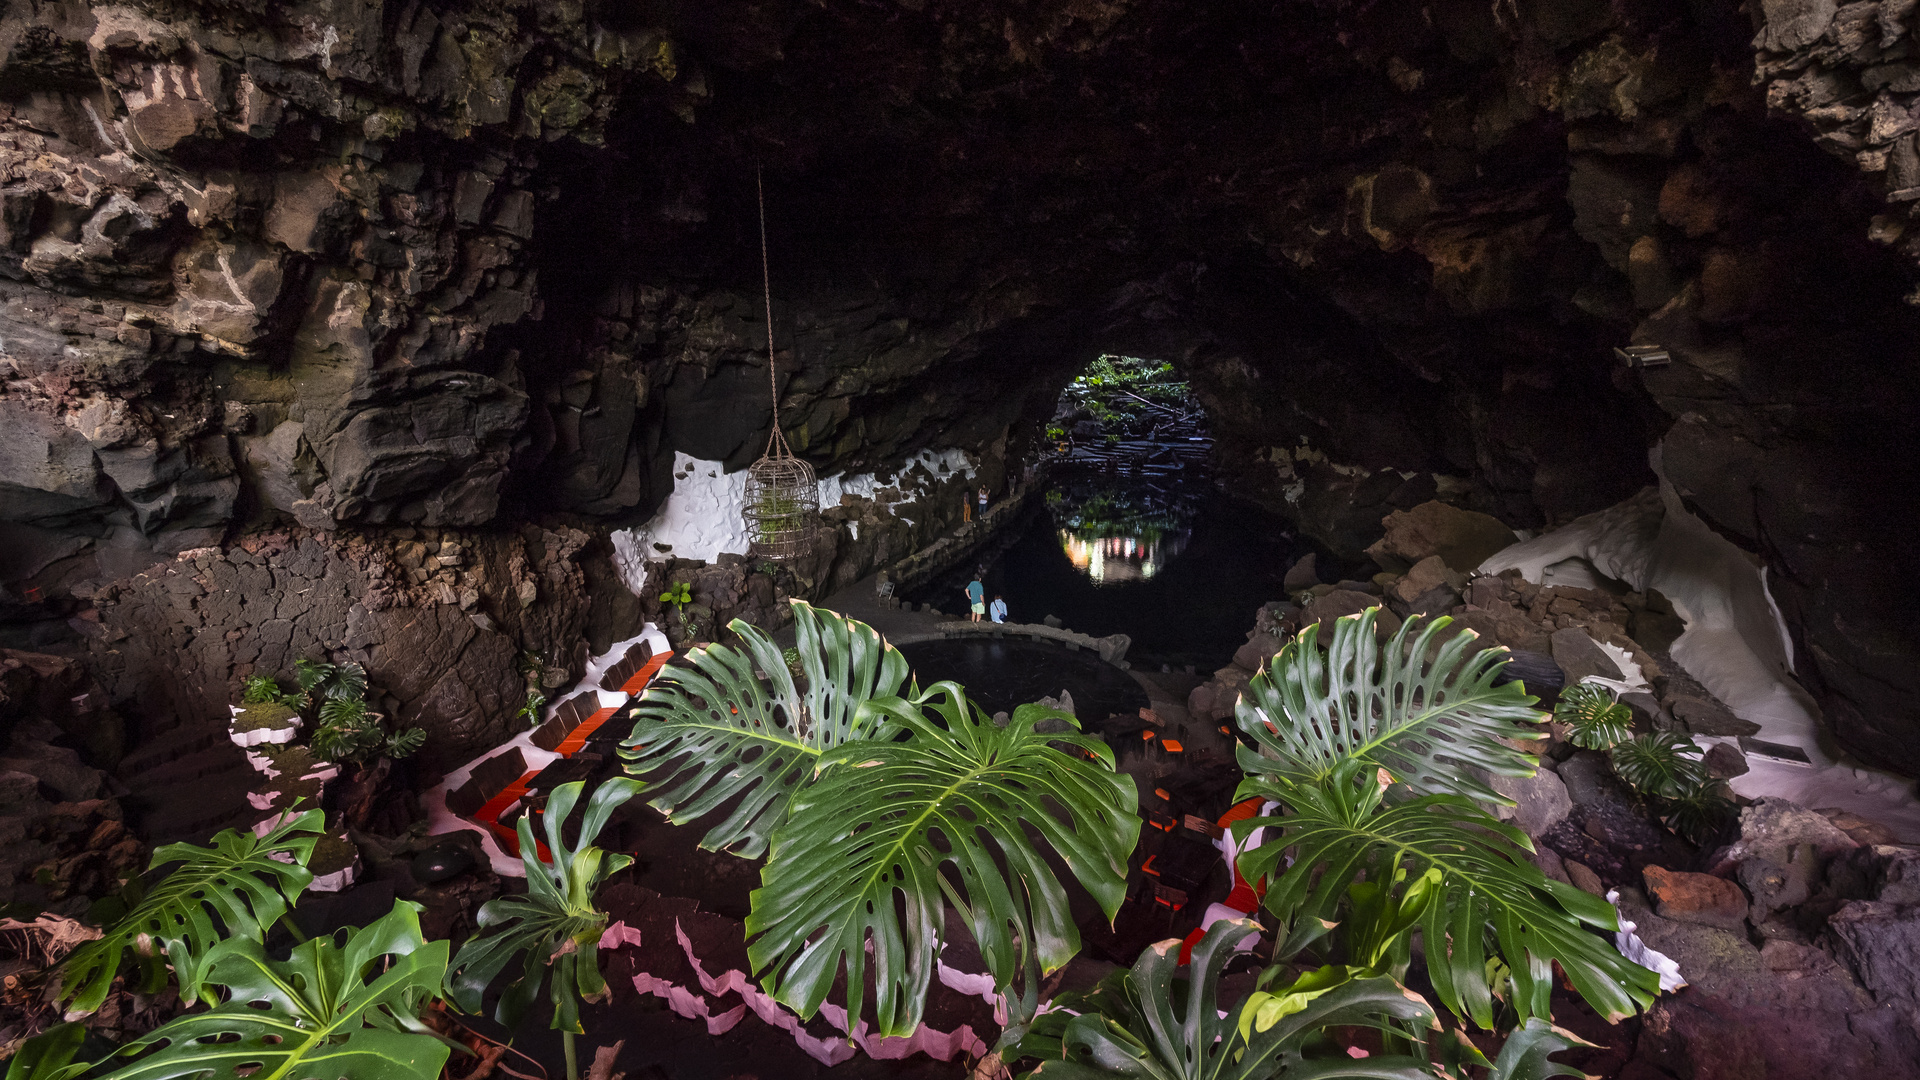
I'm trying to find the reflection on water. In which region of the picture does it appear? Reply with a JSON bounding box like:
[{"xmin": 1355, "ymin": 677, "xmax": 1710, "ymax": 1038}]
[
  {"xmin": 1059, "ymin": 528, "xmax": 1191, "ymax": 584},
  {"xmin": 1049, "ymin": 474, "xmax": 1199, "ymax": 585}
]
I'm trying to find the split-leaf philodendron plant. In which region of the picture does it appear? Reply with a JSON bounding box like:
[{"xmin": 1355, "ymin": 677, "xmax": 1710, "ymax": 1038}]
[
  {"xmin": 621, "ymin": 599, "xmax": 1141, "ymax": 1039},
  {"xmin": 1010, "ymin": 607, "xmax": 1665, "ymax": 1079}
]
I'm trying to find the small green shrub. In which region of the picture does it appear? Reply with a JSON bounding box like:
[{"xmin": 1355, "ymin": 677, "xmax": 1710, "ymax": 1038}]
[
  {"xmin": 240, "ymin": 675, "xmax": 290, "ymax": 705},
  {"xmin": 1554, "ymin": 683, "xmax": 1633, "ymax": 749},
  {"xmin": 1608, "ymin": 732, "xmax": 1708, "ymax": 799}
]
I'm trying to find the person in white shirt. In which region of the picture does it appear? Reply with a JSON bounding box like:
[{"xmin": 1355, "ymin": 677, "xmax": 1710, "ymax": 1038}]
[{"xmin": 989, "ymin": 595, "xmax": 1008, "ymax": 623}]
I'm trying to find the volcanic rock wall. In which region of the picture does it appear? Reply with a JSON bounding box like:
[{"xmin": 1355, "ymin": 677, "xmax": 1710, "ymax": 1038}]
[{"xmin": 0, "ymin": 0, "xmax": 1915, "ymax": 774}]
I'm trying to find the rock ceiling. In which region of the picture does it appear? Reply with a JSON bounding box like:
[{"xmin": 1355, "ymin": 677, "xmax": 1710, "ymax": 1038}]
[{"xmin": 0, "ymin": 0, "xmax": 1918, "ymax": 772}]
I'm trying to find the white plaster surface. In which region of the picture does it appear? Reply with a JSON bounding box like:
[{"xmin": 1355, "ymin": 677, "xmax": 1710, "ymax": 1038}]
[
  {"xmin": 611, "ymin": 448, "xmax": 978, "ymax": 591},
  {"xmin": 1480, "ymin": 451, "xmax": 1920, "ymax": 841}
]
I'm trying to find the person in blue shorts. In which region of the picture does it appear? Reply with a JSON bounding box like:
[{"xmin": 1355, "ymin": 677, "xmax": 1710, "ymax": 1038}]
[{"xmin": 964, "ymin": 576, "xmax": 985, "ymax": 621}]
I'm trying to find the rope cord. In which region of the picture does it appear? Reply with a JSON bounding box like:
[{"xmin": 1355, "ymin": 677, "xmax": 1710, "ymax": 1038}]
[{"xmin": 757, "ymin": 167, "xmax": 788, "ymax": 458}]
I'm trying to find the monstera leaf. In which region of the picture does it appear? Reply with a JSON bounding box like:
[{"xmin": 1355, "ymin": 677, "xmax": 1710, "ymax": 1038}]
[
  {"xmin": 1481, "ymin": 1018, "xmax": 1597, "ymax": 1080},
  {"xmin": 1235, "ymin": 609, "xmax": 1546, "ymax": 805},
  {"xmin": 1011, "ymin": 920, "xmax": 1438, "ymax": 1080},
  {"xmin": 57, "ymin": 809, "xmax": 324, "ymax": 1014},
  {"xmin": 1235, "ymin": 764, "xmax": 1660, "ymax": 1028},
  {"xmin": 83, "ymin": 900, "xmax": 453, "ymax": 1080},
  {"xmin": 746, "ymin": 687, "xmax": 1139, "ymax": 1038},
  {"xmin": 4, "ymin": 1023, "xmax": 91, "ymax": 1080},
  {"xmin": 446, "ymin": 778, "xmax": 642, "ymax": 1033},
  {"xmin": 620, "ymin": 600, "xmax": 911, "ymax": 857},
  {"xmin": 1553, "ymin": 684, "xmax": 1633, "ymax": 751}
]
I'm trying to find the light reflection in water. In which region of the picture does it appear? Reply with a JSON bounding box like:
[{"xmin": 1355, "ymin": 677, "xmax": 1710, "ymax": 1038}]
[{"xmin": 1059, "ymin": 528, "xmax": 1191, "ymax": 584}]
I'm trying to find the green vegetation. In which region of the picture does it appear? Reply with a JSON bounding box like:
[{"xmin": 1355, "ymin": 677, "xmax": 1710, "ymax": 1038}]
[
  {"xmin": 1553, "ymin": 683, "xmax": 1634, "ymax": 750},
  {"xmin": 1006, "ymin": 606, "xmax": 1660, "ymax": 1078},
  {"xmin": 1554, "ymin": 682, "xmax": 1735, "ymax": 845},
  {"xmin": 1060, "ymin": 355, "xmax": 1195, "ymax": 440},
  {"xmin": 1014, "ymin": 919, "xmax": 1442, "ymax": 1080},
  {"xmin": 241, "ymin": 658, "xmax": 425, "ymax": 766},
  {"xmin": 622, "ymin": 600, "xmax": 1140, "ymax": 1038},
  {"xmin": 447, "ymin": 778, "xmax": 643, "ymax": 1080},
  {"xmin": 1228, "ymin": 611, "xmax": 1660, "ymax": 1030},
  {"xmin": 31, "ymin": 900, "xmax": 456, "ymax": 1080},
  {"xmin": 56, "ymin": 810, "xmax": 326, "ymax": 1014}
]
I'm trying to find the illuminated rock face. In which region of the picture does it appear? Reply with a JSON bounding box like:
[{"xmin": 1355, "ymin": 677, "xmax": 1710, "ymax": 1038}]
[{"xmin": 0, "ymin": 0, "xmax": 1916, "ymax": 773}]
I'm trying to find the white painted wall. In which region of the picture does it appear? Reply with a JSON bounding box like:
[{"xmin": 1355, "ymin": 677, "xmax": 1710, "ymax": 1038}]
[{"xmin": 611, "ymin": 448, "xmax": 979, "ymax": 592}]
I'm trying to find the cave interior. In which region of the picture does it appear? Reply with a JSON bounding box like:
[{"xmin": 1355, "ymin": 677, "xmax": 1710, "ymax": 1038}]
[{"xmin": 4, "ymin": 0, "xmax": 1920, "ymax": 1077}]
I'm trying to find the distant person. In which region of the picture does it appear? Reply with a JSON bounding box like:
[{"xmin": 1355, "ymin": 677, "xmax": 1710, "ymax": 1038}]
[
  {"xmin": 989, "ymin": 594, "xmax": 1008, "ymax": 623},
  {"xmin": 962, "ymin": 492, "xmax": 972, "ymax": 522},
  {"xmin": 964, "ymin": 576, "xmax": 986, "ymax": 621},
  {"xmin": 977, "ymin": 485, "xmax": 989, "ymax": 516}
]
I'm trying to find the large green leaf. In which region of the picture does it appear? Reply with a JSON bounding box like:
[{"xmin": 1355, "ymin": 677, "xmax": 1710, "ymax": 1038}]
[
  {"xmin": 619, "ymin": 600, "xmax": 910, "ymax": 857},
  {"xmin": 85, "ymin": 900, "xmax": 452, "ymax": 1080},
  {"xmin": 4, "ymin": 1023, "xmax": 91, "ymax": 1080},
  {"xmin": 1483, "ymin": 1018, "xmax": 1597, "ymax": 1080},
  {"xmin": 746, "ymin": 687, "xmax": 1139, "ymax": 1038},
  {"xmin": 1553, "ymin": 684, "xmax": 1632, "ymax": 751},
  {"xmin": 1235, "ymin": 764, "xmax": 1660, "ymax": 1028},
  {"xmin": 56, "ymin": 809, "xmax": 325, "ymax": 1014},
  {"xmin": 1235, "ymin": 609, "xmax": 1546, "ymax": 805},
  {"xmin": 1012, "ymin": 920, "xmax": 1438, "ymax": 1080},
  {"xmin": 1607, "ymin": 733, "xmax": 1706, "ymax": 799},
  {"xmin": 446, "ymin": 778, "xmax": 641, "ymax": 1033}
]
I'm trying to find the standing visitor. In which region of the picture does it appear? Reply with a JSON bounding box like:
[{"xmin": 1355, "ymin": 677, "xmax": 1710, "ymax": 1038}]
[
  {"xmin": 977, "ymin": 484, "xmax": 989, "ymax": 518},
  {"xmin": 989, "ymin": 594, "xmax": 1008, "ymax": 623},
  {"xmin": 964, "ymin": 576, "xmax": 986, "ymax": 621},
  {"xmin": 962, "ymin": 491, "xmax": 972, "ymax": 522}
]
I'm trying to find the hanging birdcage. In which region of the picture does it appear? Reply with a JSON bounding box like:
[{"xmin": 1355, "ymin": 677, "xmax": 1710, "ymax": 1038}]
[
  {"xmin": 744, "ymin": 430, "xmax": 818, "ymax": 561},
  {"xmin": 741, "ymin": 170, "xmax": 818, "ymax": 562}
]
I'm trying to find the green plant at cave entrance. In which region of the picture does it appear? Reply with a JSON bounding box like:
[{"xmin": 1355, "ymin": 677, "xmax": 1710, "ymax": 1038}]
[
  {"xmin": 619, "ymin": 600, "xmax": 1141, "ymax": 1040},
  {"xmin": 1060, "ymin": 355, "xmax": 1197, "ymax": 441}
]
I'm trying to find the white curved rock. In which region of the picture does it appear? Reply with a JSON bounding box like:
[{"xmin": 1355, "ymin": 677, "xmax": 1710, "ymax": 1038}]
[{"xmin": 1479, "ymin": 448, "xmax": 1920, "ymax": 841}]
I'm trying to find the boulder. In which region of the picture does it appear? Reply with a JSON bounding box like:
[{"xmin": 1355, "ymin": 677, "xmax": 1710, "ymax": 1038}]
[
  {"xmin": 1669, "ymin": 693, "xmax": 1761, "ymax": 737},
  {"xmin": 1822, "ymin": 810, "xmax": 1901, "ymax": 848},
  {"xmin": 1232, "ymin": 632, "xmax": 1285, "ymax": 673},
  {"xmin": 1282, "ymin": 552, "xmax": 1320, "ymax": 592},
  {"xmin": 1826, "ymin": 901, "xmax": 1920, "ymax": 1003},
  {"xmin": 1302, "ymin": 589, "xmax": 1399, "ymax": 638},
  {"xmin": 1644, "ymin": 865, "xmax": 1749, "ymax": 932},
  {"xmin": 1739, "ymin": 845, "xmax": 1818, "ymax": 923},
  {"xmin": 1387, "ymin": 554, "xmax": 1465, "ymax": 615},
  {"xmin": 1556, "ymin": 749, "xmax": 1634, "ymax": 811},
  {"xmin": 1491, "ymin": 649, "xmax": 1564, "ymax": 698},
  {"xmin": 1704, "ymin": 741, "xmax": 1751, "ymax": 779},
  {"xmin": 1490, "ymin": 766, "xmax": 1572, "ymax": 836},
  {"xmin": 1365, "ymin": 500, "xmax": 1518, "ymax": 573},
  {"xmin": 1872, "ymin": 847, "xmax": 1920, "ymax": 905},
  {"xmin": 1716, "ymin": 798, "xmax": 1860, "ymax": 870},
  {"xmin": 1549, "ymin": 626, "xmax": 1624, "ymax": 684},
  {"xmin": 1188, "ymin": 665, "xmax": 1255, "ymax": 725}
]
